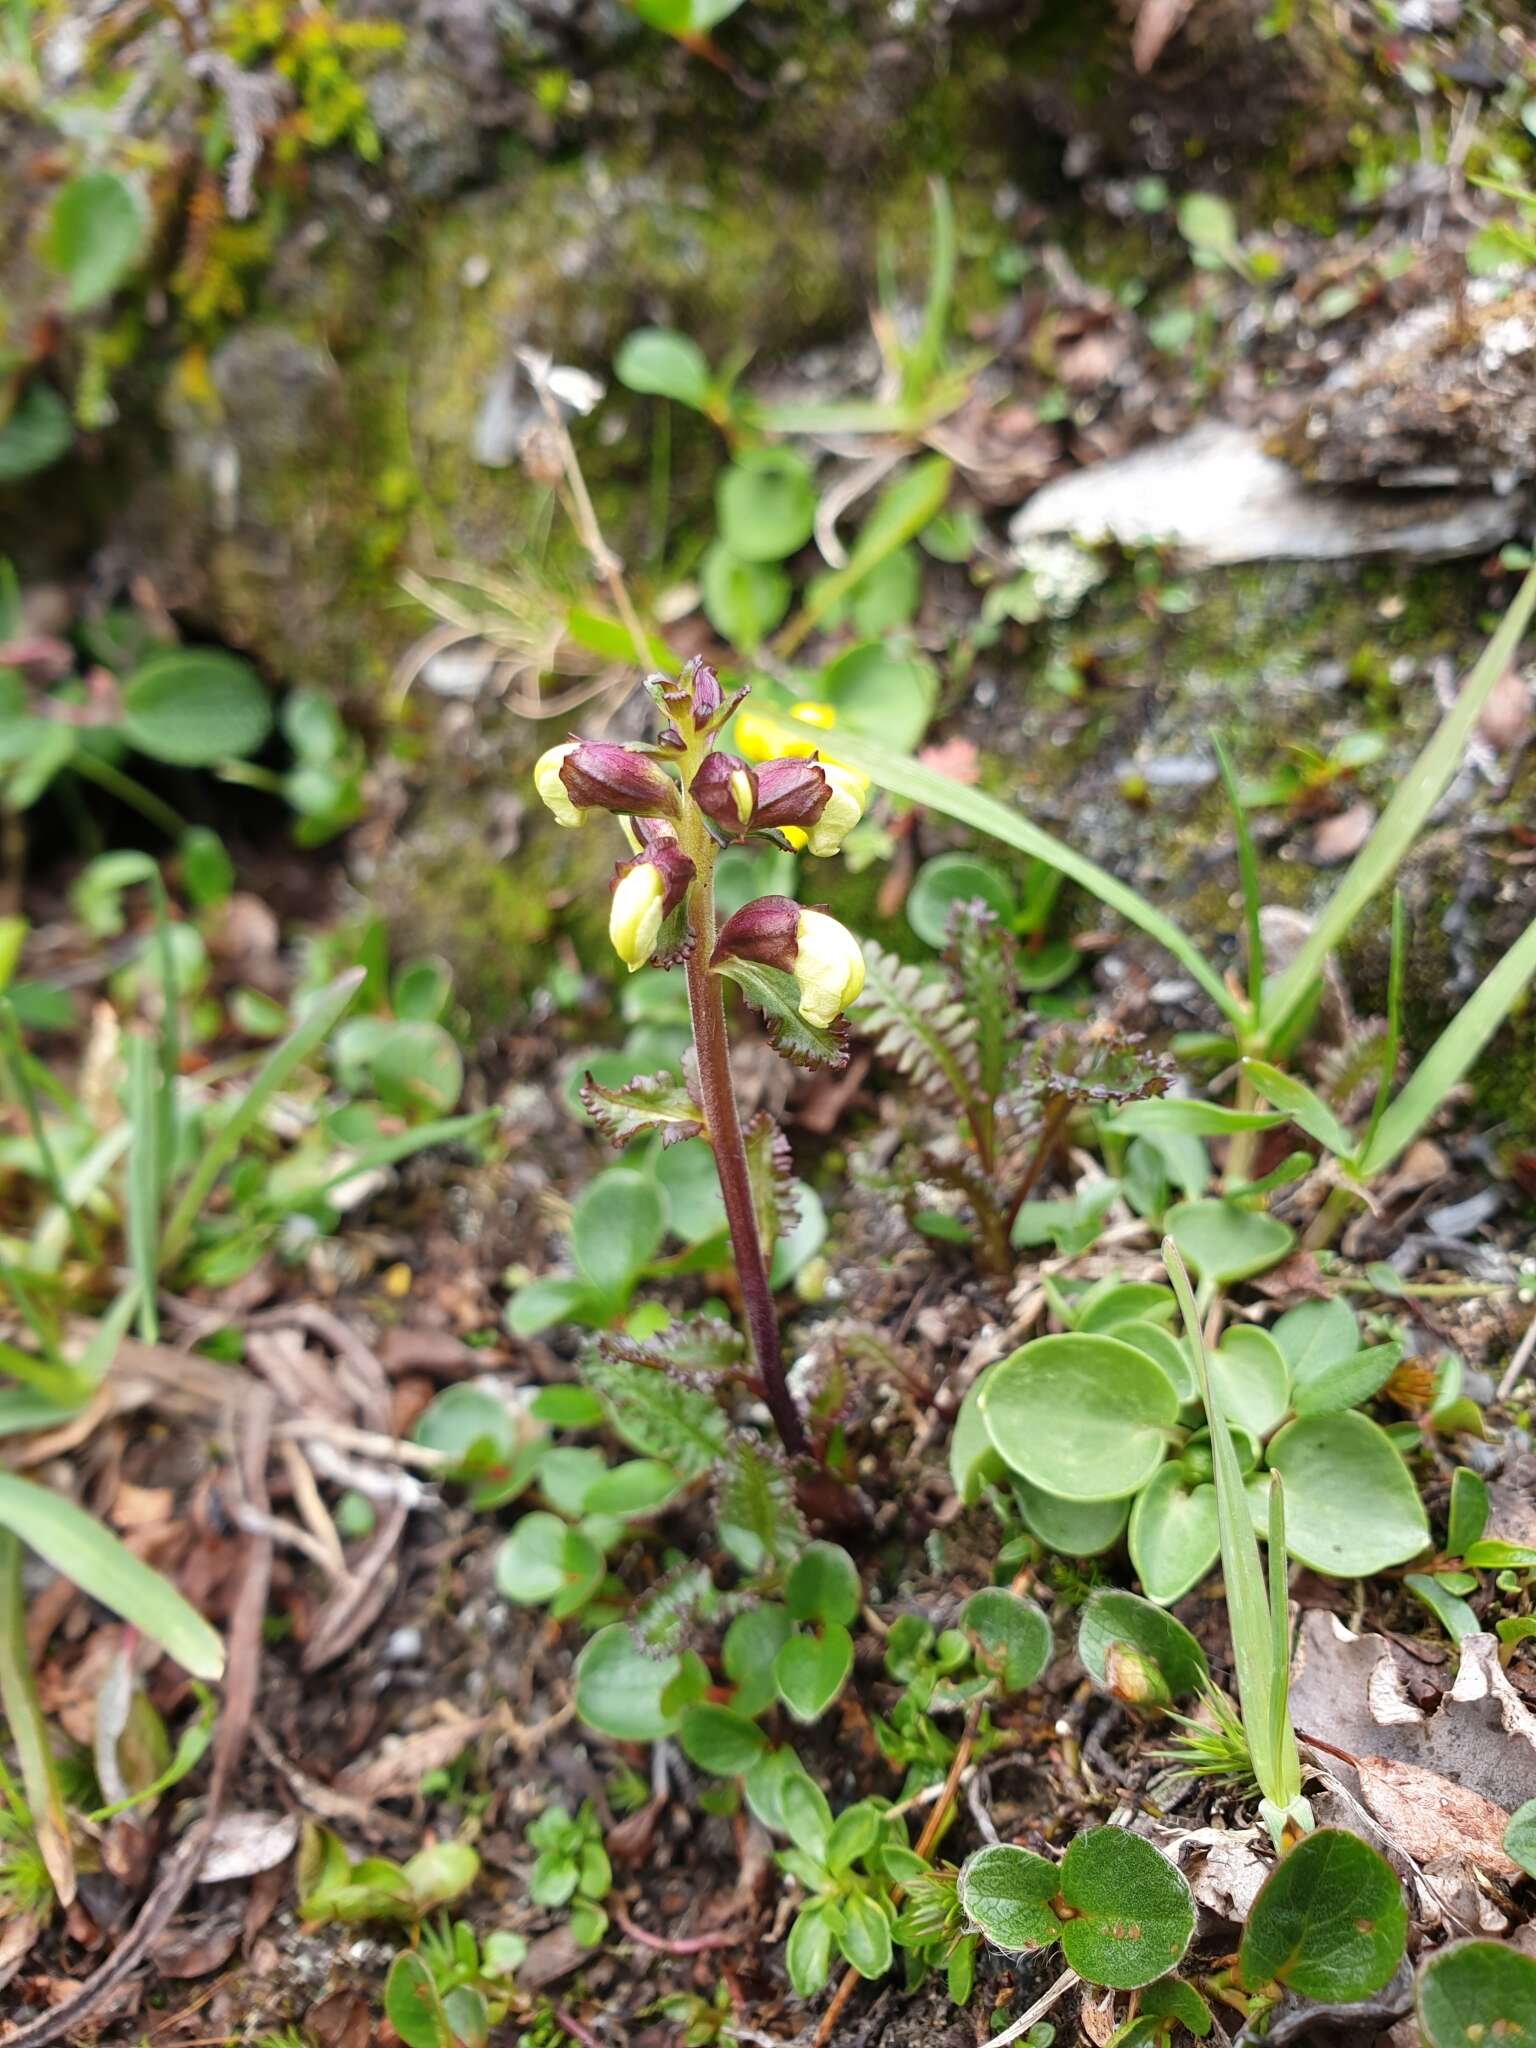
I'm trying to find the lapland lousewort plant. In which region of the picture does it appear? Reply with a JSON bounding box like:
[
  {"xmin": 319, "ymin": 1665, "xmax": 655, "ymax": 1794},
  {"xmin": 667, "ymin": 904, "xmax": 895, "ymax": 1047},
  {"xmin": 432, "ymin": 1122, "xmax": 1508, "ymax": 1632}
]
[{"xmin": 534, "ymin": 660, "xmax": 869, "ymax": 1456}]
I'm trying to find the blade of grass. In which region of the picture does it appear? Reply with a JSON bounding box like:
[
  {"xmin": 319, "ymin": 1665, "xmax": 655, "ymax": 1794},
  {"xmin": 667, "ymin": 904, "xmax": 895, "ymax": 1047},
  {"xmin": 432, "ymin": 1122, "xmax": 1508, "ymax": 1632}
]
[
  {"xmin": 1361, "ymin": 890, "xmax": 1405, "ymax": 1166},
  {"xmin": 0, "ymin": 1529, "xmax": 75, "ymax": 1906},
  {"xmin": 1266, "ymin": 1475, "xmax": 1297, "ymax": 1801},
  {"xmin": 765, "ymin": 715, "xmax": 1242, "ymax": 1026},
  {"xmin": 0, "ymin": 1472, "xmax": 224, "ymax": 1679},
  {"xmin": 1262, "ymin": 564, "xmax": 1536, "ymax": 1049},
  {"xmin": 1212, "ymin": 734, "xmax": 1262, "ymax": 1017},
  {"xmin": 124, "ymin": 1029, "xmax": 161, "ymax": 1342},
  {"xmin": 1359, "ymin": 912, "xmax": 1536, "ymax": 1177},
  {"xmin": 907, "ymin": 177, "xmax": 956, "ymax": 404},
  {"xmin": 772, "ymin": 456, "xmax": 952, "ymax": 657},
  {"xmin": 1164, "ymin": 1239, "xmax": 1296, "ymax": 1821},
  {"xmin": 146, "ymin": 873, "xmax": 181, "ymax": 1178},
  {"xmin": 158, "ymin": 967, "xmax": 364, "ymax": 1270},
  {"xmin": 0, "ymin": 1000, "xmax": 93, "ymax": 1262}
]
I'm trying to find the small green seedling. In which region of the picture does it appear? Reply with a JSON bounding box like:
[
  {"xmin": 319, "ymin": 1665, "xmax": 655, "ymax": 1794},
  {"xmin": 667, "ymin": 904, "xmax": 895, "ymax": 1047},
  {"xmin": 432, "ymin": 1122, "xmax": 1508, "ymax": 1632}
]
[
  {"xmin": 1106, "ymin": 1975, "xmax": 1213, "ymax": 2047},
  {"xmin": 959, "ymin": 1829, "xmax": 1195, "ymax": 1990},
  {"xmin": 1416, "ymin": 1938, "xmax": 1536, "ymax": 2047},
  {"xmin": 297, "ymin": 1824, "xmax": 479, "ymax": 1926},
  {"xmin": 775, "ymin": 1780, "xmax": 909, "ymax": 1996},
  {"xmin": 525, "ymin": 1800, "xmax": 611, "ymax": 1947},
  {"xmin": 384, "ymin": 1919, "xmax": 527, "ymax": 2048}
]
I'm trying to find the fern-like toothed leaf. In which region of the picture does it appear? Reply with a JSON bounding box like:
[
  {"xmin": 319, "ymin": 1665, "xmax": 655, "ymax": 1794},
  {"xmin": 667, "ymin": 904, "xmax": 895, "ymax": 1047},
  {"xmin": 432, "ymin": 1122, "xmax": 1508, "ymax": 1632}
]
[
  {"xmin": 855, "ymin": 941, "xmax": 979, "ymax": 1108},
  {"xmin": 945, "ymin": 908, "xmax": 1018, "ymax": 1105},
  {"xmin": 714, "ymin": 958, "xmax": 850, "ymax": 1072},
  {"xmin": 715, "ymin": 1432, "xmax": 806, "ymax": 1576},
  {"xmin": 580, "ymin": 1069, "xmax": 703, "ymax": 1148},
  {"xmin": 743, "ymin": 1112, "xmax": 799, "ymax": 1262},
  {"xmin": 583, "ymin": 1345, "xmax": 729, "ymax": 1477},
  {"xmin": 630, "ymin": 1561, "xmax": 719, "ymax": 1652}
]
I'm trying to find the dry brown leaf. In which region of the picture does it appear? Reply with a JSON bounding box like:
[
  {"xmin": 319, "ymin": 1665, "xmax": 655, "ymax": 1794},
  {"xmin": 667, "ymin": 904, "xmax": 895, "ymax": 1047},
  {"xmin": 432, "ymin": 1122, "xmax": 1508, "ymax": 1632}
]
[
  {"xmin": 1353, "ymin": 1754, "xmax": 1518, "ymax": 1876},
  {"xmin": 1478, "ymin": 665, "xmax": 1532, "ymax": 751},
  {"xmin": 199, "ymin": 1810, "xmax": 300, "ymax": 1883},
  {"xmin": 107, "ymin": 1483, "xmax": 175, "ymax": 1534},
  {"xmin": 1311, "ymin": 801, "xmax": 1375, "ymax": 866},
  {"xmin": 1132, "ymin": 0, "xmax": 1197, "ymax": 72},
  {"xmin": 335, "ymin": 1712, "xmax": 494, "ymax": 1803}
]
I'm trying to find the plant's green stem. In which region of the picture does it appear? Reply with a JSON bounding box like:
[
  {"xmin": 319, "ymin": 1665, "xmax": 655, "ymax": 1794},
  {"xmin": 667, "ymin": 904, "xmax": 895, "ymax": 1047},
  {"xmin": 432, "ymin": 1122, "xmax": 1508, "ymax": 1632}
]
[
  {"xmin": 0, "ymin": 1531, "xmax": 74, "ymax": 1906},
  {"xmin": 70, "ymin": 753, "xmax": 188, "ymax": 840},
  {"xmin": 1002, "ymin": 1096, "xmax": 1072, "ymax": 1244},
  {"xmin": 1302, "ymin": 1181, "xmax": 1355, "ymax": 1253},
  {"xmin": 1222, "ymin": 1067, "xmax": 1261, "ymax": 1195},
  {"xmin": 678, "ymin": 816, "xmax": 805, "ymax": 1458}
]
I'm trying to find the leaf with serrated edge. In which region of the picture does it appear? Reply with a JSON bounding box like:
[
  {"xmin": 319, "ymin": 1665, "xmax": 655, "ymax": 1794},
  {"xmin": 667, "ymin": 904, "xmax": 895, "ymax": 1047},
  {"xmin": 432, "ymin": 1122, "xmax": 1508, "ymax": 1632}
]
[
  {"xmin": 582, "ymin": 1348, "xmax": 727, "ymax": 1476},
  {"xmin": 580, "ymin": 1069, "xmax": 702, "ymax": 1147},
  {"xmin": 715, "ymin": 957, "xmax": 849, "ymax": 1070},
  {"xmin": 715, "ymin": 1432, "xmax": 805, "ymax": 1575},
  {"xmin": 743, "ymin": 1112, "xmax": 799, "ymax": 1261},
  {"xmin": 855, "ymin": 941, "xmax": 979, "ymax": 1109}
]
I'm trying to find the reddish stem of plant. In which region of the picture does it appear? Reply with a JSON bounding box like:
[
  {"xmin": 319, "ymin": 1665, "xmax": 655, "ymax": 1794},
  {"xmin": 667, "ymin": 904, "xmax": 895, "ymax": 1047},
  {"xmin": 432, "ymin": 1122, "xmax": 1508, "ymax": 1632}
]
[
  {"xmin": 1002, "ymin": 1095, "xmax": 1073, "ymax": 1243},
  {"xmin": 683, "ymin": 870, "xmax": 807, "ymax": 1459},
  {"xmin": 611, "ymin": 1903, "xmax": 748, "ymax": 1953}
]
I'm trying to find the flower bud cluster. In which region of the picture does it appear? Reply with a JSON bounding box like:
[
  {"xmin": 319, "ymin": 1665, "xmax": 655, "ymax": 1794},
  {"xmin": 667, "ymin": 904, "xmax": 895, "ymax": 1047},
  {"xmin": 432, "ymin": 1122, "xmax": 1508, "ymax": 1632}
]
[{"xmin": 531, "ymin": 661, "xmax": 867, "ymax": 1019}]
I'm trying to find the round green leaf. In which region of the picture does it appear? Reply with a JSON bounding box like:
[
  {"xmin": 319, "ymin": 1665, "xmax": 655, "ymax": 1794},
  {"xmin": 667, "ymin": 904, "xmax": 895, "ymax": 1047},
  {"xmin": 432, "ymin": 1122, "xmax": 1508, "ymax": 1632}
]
[
  {"xmin": 0, "ymin": 380, "xmax": 73, "ymax": 483},
  {"xmin": 1114, "ymin": 1320, "xmax": 1195, "ymax": 1403},
  {"xmin": 717, "ymin": 449, "xmax": 816, "ymax": 563},
  {"xmin": 960, "ymin": 1588, "xmax": 1051, "ymax": 1692},
  {"xmin": 571, "ymin": 1169, "xmax": 667, "ymax": 1304},
  {"xmin": 1263, "ymin": 1412, "xmax": 1430, "ymax": 1576},
  {"xmin": 907, "ymin": 854, "xmax": 1015, "ymax": 948},
  {"xmin": 848, "ymin": 546, "xmax": 920, "ymax": 636},
  {"xmin": 958, "ymin": 1842, "xmax": 1060, "ymax": 1952},
  {"xmin": 1504, "ymin": 1799, "xmax": 1536, "ymax": 1879},
  {"xmin": 614, "ymin": 327, "xmax": 712, "ymax": 408},
  {"xmin": 1165, "ymin": 1200, "xmax": 1294, "ymax": 1287},
  {"xmin": 1058, "ymin": 1830, "xmax": 1195, "ymax": 1991},
  {"xmin": 1270, "ymin": 1297, "xmax": 1358, "ymax": 1386},
  {"xmin": 413, "ymin": 1385, "xmax": 522, "ymax": 1465},
  {"xmin": 1077, "ymin": 1590, "xmax": 1208, "ymax": 1703},
  {"xmin": 785, "ymin": 1541, "xmax": 860, "ymax": 1625},
  {"xmin": 573, "ymin": 1623, "xmax": 683, "ymax": 1741},
  {"xmin": 1011, "ymin": 1475, "xmax": 1130, "ymax": 1556},
  {"xmin": 818, "ymin": 640, "xmax": 936, "ymax": 752},
  {"xmin": 43, "ymin": 169, "xmax": 148, "ymax": 311},
  {"xmin": 723, "ymin": 1603, "xmax": 794, "ymax": 1718},
  {"xmin": 1211, "ymin": 1326, "xmax": 1291, "ymax": 1439},
  {"xmin": 581, "ymin": 1458, "xmax": 679, "ymax": 1516},
  {"xmin": 950, "ymin": 1367, "xmax": 1005, "ymax": 1506},
  {"xmin": 1128, "ymin": 1464, "xmax": 1220, "ymax": 1604},
  {"xmin": 981, "ymin": 1335, "xmax": 1180, "ymax": 1503},
  {"xmin": 678, "ymin": 1702, "xmax": 768, "ymax": 1775},
  {"xmin": 120, "ymin": 649, "xmax": 274, "ymax": 766},
  {"xmin": 774, "ymin": 1624, "xmax": 853, "ymax": 1723},
  {"xmin": 1238, "ymin": 1828, "xmax": 1406, "ymax": 2003},
  {"xmin": 1076, "ymin": 1282, "xmax": 1177, "ymax": 1332},
  {"xmin": 493, "ymin": 1513, "xmax": 602, "ymax": 1615},
  {"xmin": 700, "ymin": 542, "xmax": 790, "ymax": 647},
  {"xmin": 1417, "ymin": 1939, "xmax": 1536, "ymax": 2047}
]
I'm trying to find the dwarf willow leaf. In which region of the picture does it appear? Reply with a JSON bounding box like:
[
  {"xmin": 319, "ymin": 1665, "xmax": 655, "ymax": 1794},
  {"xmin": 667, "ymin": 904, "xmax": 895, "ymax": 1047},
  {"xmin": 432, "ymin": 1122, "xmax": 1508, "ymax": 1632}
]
[
  {"xmin": 1115, "ymin": 1319, "xmax": 1196, "ymax": 1402},
  {"xmin": 786, "ymin": 1541, "xmax": 860, "ymax": 1625},
  {"xmin": 1504, "ymin": 1800, "xmax": 1536, "ymax": 1880},
  {"xmin": 1417, "ymin": 1939, "xmax": 1536, "ymax": 2048},
  {"xmin": 1075, "ymin": 1281, "xmax": 1177, "ymax": 1332},
  {"xmin": 679, "ymin": 1702, "xmax": 768, "ymax": 1775},
  {"xmin": 723, "ymin": 1604, "xmax": 793, "ymax": 1718},
  {"xmin": 614, "ymin": 327, "xmax": 713, "ymax": 408},
  {"xmin": 494, "ymin": 1514, "xmax": 603, "ymax": 1617},
  {"xmin": 1128, "ymin": 1465, "xmax": 1220, "ymax": 1605},
  {"xmin": 571, "ymin": 1170, "xmax": 666, "ymax": 1303},
  {"xmin": 1010, "ymin": 1474, "xmax": 1130, "ymax": 1556},
  {"xmin": 717, "ymin": 449, "xmax": 817, "ymax": 563},
  {"xmin": 1263, "ymin": 1412, "xmax": 1429, "ymax": 1576},
  {"xmin": 1238, "ymin": 1828, "xmax": 1406, "ymax": 2002},
  {"xmin": 981, "ymin": 1334, "xmax": 1180, "ymax": 1502},
  {"xmin": 960, "ymin": 1588, "xmax": 1051, "ymax": 1692},
  {"xmin": 1058, "ymin": 1830, "xmax": 1195, "ymax": 1990},
  {"xmin": 1271, "ymin": 1297, "xmax": 1358, "ymax": 1386},
  {"xmin": 907, "ymin": 853, "xmax": 1015, "ymax": 948},
  {"xmin": 1077, "ymin": 1590, "xmax": 1208, "ymax": 1703},
  {"xmin": 573, "ymin": 1624, "xmax": 682, "ymax": 1741},
  {"xmin": 1165, "ymin": 1200, "xmax": 1294, "ymax": 1288},
  {"xmin": 774, "ymin": 1625, "xmax": 853, "ymax": 1723},
  {"xmin": 957, "ymin": 1842, "xmax": 1060, "ymax": 1952}
]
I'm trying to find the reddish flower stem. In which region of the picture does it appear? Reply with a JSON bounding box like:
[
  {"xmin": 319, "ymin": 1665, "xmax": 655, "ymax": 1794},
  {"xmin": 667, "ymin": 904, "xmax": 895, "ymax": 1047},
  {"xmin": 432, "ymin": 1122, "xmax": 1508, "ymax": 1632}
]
[
  {"xmin": 611, "ymin": 1903, "xmax": 748, "ymax": 1953},
  {"xmin": 680, "ymin": 828, "xmax": 807, "ymax": 1458}
]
